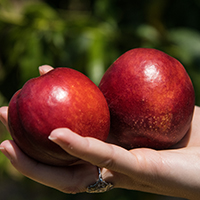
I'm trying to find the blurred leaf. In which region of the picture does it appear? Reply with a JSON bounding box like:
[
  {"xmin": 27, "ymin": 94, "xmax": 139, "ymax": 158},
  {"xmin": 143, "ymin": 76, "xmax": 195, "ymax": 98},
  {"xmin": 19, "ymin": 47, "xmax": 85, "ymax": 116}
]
[
  {"xmin": 168, "ymin": 28, "xmax": 200, "ymax": 64},
  {"xmin": 0, "ymin": 0, "xmax": 22, "ymax": 25},
  {"xmin": 85, "ymin": 22, "xmax": 117, "ymax": 84},
  {"xmin": 136, "ymin": 24, "xmax": 161, "ymax": 47}
]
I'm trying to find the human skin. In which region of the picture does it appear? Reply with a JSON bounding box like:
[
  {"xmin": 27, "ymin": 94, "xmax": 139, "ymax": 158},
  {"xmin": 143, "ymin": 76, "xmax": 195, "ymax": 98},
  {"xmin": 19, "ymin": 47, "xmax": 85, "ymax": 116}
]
[{"xmin": 0, "ymin": 65, "xmax": 200, "ymax": 199}]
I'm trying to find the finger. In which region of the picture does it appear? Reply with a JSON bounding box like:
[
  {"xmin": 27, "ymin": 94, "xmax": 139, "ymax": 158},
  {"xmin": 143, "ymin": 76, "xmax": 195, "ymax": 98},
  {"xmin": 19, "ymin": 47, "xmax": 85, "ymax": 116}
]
[
  {"xmin": 39, "ymin": 65, "xmax": 54, "ymax": 76},
  {"xmin": 49, "ymin": 128, "xmax": 139, "ymax": 176},
  {"xmin": 0, "ymin": 106, "xmax": 8, "ymax": 129},
  {"xmin": 0, "ymin": 140, "xmax": 99, "ymax": 194}
]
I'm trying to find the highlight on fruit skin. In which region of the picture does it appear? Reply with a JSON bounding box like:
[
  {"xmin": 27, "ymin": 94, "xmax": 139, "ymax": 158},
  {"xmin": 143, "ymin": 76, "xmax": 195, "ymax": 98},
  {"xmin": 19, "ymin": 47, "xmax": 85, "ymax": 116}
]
[
  {"xmin": 8, "ymin": 67, "xmax": 110, "ymax": 166},
  {"xmin": 99, "ymin": 48, "xmax": 195, "ymax": 150}
]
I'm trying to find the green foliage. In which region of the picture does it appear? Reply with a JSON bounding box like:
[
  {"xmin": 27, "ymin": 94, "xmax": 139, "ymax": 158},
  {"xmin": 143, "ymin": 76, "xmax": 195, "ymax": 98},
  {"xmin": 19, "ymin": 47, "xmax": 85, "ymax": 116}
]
[{"xmin": 0, "ymin": 0, "xmax": 200, "ymax": 199}]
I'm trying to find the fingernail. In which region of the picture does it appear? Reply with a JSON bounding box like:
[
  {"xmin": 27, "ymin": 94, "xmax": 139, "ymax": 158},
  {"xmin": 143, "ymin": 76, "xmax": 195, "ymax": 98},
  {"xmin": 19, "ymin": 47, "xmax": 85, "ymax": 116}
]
[
  {"xmin": 48, "ymin": 129, "xmax": 62, "ymax": 141},
  {"xmin": 39, "ymin": 65, "xmax": 53, "ymax": 75},
  {"xmin": 48, "ymin": 135, "xmax": 57, "ymax": 141}
]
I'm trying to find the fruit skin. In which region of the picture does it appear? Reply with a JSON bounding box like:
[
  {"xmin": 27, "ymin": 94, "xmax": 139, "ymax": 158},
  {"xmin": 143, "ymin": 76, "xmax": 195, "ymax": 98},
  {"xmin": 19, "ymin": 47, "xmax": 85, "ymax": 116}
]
[
  {"xmin": 8, "ymin": 67, "xmax": 110, "ymax": 166},
  {"xmin": 99, "ymin": 48, "xmax": 195, "ymax": 150}
]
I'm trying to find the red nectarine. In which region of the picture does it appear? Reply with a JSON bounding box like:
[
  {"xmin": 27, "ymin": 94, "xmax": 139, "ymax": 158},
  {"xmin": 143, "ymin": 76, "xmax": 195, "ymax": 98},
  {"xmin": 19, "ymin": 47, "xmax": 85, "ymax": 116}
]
[
  {"xmin": 99, "ymin": 48, "xmax": 195, "ymax": 149},
  {"xmin": 8, "ymin": 67, "xmax": 110, "ymax": 166}
]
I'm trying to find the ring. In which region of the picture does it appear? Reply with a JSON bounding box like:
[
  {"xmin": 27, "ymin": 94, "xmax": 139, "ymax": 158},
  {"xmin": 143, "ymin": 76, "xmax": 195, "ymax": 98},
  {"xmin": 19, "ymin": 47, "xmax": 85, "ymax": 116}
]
[{"xmin": 86, "ymin": 167, "xmax": 113, "ymax": 193}]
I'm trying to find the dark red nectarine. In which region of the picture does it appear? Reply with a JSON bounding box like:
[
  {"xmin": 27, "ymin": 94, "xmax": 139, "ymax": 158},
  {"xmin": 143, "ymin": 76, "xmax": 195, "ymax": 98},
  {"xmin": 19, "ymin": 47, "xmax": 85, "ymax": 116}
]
[
  {"xmin": 99, "ymin": 48, "xmax": 195, "ymax": 149},
  {"xmin": 8, "ymin": 67, "xmax": 110, "ymax": 166}
]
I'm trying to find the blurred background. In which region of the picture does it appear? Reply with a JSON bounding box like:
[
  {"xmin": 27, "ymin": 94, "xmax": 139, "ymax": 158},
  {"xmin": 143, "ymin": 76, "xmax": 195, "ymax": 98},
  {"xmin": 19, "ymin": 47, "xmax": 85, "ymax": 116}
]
[{"xmin": 0, "ymin": 0, "xmax": 200, "ymax": 199}]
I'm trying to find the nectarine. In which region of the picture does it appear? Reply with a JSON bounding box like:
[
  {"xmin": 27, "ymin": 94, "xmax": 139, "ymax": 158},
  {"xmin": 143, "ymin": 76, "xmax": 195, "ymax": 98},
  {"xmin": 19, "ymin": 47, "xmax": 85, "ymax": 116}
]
[
  {"xmin": 8, "ymin": 67, "xmax": 110, "ymax": 166},
  {"xmin": 99, "ymin": 48, "xmax": 195, "ymax": 149}
]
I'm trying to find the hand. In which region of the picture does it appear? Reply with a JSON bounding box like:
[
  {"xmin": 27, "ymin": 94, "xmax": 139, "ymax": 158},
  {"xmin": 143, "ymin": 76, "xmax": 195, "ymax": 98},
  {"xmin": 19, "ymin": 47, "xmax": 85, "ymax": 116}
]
[{"xmin": 1, "ymin": 65, "xmax": 200, "ymax": 199}]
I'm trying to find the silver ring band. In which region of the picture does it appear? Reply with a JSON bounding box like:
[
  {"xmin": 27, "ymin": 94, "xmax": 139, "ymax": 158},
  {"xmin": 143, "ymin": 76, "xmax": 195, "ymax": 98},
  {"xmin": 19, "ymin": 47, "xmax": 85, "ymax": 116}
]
[{"xmin": 86, "ymin": 167, "xmax": 113, "ymax": 193}]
